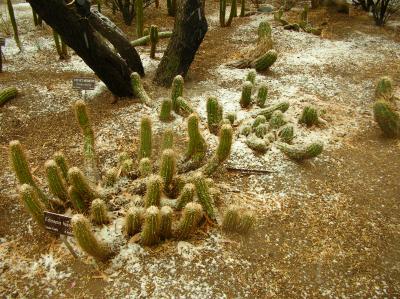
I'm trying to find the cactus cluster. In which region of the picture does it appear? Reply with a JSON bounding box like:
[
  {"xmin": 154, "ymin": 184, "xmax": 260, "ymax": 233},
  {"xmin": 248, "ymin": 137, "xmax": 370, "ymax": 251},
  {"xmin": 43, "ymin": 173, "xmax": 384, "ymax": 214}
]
[
  {"xmin": 170, "ymin": 75, "xmax": 194, "ymax": 117},
  {"xmin": 375, "ymin": 76, "xmax": 394, "ymax": 102},
  {"xmin": 299, "ymin": 106, "xmax": 319, "ymax": 127},
  {"xmin": 222, "ymin": 205, "xmax": 255, "ymax": 234}
]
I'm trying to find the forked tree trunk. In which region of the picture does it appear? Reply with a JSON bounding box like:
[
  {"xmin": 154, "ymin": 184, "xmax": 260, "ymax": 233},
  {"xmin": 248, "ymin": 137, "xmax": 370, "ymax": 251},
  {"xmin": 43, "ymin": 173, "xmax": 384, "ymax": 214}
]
[
  {"xmin": 28, "ymin": 0, "xmax": 143, "ymax": 97},
  {"xmin": 153, "ymin": 0, "xmax": 208, "ymax": 86}
]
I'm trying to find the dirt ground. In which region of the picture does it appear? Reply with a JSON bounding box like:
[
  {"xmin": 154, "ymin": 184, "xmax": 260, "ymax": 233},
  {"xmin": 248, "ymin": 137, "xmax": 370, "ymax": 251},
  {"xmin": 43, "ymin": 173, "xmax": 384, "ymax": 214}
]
[{"xmin": 0, "ymin": 0, "xmax": 400, "ymax": 298}]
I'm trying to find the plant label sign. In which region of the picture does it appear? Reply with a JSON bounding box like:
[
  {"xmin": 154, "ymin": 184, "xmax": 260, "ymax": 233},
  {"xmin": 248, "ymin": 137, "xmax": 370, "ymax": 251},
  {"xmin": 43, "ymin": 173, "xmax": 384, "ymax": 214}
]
[
  {"xmin": 0, "ymin": 37, "xmax": 5, "ymax": 47},
  {"xmin": 72, "ymin": 77, "xmax": 95, "ymax": 90},
  {"xmin": 44, "ymin": 211, "xmax": 73, "ymax": 236}
]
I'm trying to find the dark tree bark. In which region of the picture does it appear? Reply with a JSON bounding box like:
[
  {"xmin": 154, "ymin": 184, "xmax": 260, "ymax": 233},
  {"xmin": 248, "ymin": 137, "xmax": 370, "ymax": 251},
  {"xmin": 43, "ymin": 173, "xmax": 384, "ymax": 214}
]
[
  {"xmin": 153, "ymin": 0, "xmax": 208, "ymax": 87},
  {"xmin": 28, "ymin": 0, "xmax": 143, "ymax": 97}
]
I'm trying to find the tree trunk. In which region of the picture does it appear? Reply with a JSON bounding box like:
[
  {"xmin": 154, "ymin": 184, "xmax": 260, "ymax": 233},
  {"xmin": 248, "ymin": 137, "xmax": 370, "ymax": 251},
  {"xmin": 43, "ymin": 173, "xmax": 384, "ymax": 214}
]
[
  {"xmin": 28, "ymin": 0, "xmax": 139, "ymax": 97},
  {"xmin": 153, "ymin": 0, "xmax": 208, "ymax": 87}
]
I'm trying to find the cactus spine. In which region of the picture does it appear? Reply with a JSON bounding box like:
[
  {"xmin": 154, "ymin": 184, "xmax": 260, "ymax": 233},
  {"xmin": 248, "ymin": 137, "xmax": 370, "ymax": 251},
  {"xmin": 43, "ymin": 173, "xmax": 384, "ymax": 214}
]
[
  {"xmin": 45, "ymin": 160, "xmax": 69, "ymax": 202},
  {"xmin": 193, "ymin": 173, "xmax": 215, "ymax": 219},
  {"xmin": 53, "ymin": 151, "xmax": 69, "ymax": 182},
  {"xmin": 139, "ymin": 158, "xmax": 152, "ymax": 177},
  {"xmin": 176, "ymin": 183, "xmax": 195, "ymax": 210},
  {"xmin": 161, "ymin": 127, "xmax": 174, "ymax": 151},
  {"xmin": 277, "ymin": 142, "xmax": 323, "ymax": 160},
  {"xmin": 222, "ymin": 205, "xmax": 240, "ymax": 232},
  {"xmin": 186, "ymin": 114, "xmax": 207, "ymax": 163},
  {"xmin": 144, "ymin": 175, "xmax": 163, "ymax": 207},
  {"xmin": 251, "ymin": 49, "xmax": 277, "ymax": 71},
  {"xmin": 19, "ymin": 184, "xmax": 45, "ymax": 227},
  {"xmin": 150, "ymin": 25, "xmax": 159, "ymax": 59},
  {"xmin": 159, "ymin": 149, "xmax": 176, "ymax": 188},
  {"xmin": 141, "ymin": 206, "xmax": 160, "ymax": 246},
  {"xmin": 138, "ymin": 116, "xmax": 153, "ymax": 159},
  {"xmin": 177, "ymin": 202, "xmax": 203, "ymax": 239},
  {"xmin": 125, "ymin": 207, "xmax": 144, "ymax": 237},
  {"xmin": 7, "ymin": 0, "xmax": 21, "ymax": 51},
  {"xmin": 159, "ymin": 99, "xmax": 173, "ymax": 122},
  {"xmin": 131, "ymin": 72, "xmax": 152, "ymax": 106},
  {"xmin": 299, "ymin": 106, "xmax": 318, "ymax": 127},
  {"xmin": 256, "ymin": 84, "xmax": 268, "ymax": 108},
  {"xmin": 373, "ymin": 100, "xmax": 400, "ymax": 137},
  {"xmin": 375, "ymin": 77, "xmax": 393, "ymax": 101},
  {"xmin": 171, "ymin": 75, "xmax": 184, "ymax": 112},
  {"xmin": 207, "ymin": 97, "xmax": 223, "ymax": 134},
  {"xmin": 72, "ymin": 214, "xmax": 112, "ymax": 261},
  {"xmin": 0, "ymin": 87, "xmax": 18, "ymax": 106},
  {"xmin": 135, "ymin": 0, "xmax": 144, "ymax": 38},
  {"xmin": 90, "ymin": 199, "xmax": 110, "ymax": 225},
  {"xmin": 68, "ymin": 186, "xmax": 86, "ymax": 212},
  {"xmin": 67, "ymin": 167, "xmax": 99, "ymax": 205},
  {"xmin": 160, "ymin": 206, "xmax": 173, "ymax": 239},
  {"xmin": 240, "ymin": 81, "xmax": 253, "ymax": 108}
]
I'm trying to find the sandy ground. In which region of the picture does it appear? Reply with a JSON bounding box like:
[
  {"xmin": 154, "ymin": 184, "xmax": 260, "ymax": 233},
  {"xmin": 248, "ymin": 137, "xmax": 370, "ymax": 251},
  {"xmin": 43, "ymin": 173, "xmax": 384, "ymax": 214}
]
[{"xmin": 0, "ymin": 1, "xmax": 400, "ymax": 298}]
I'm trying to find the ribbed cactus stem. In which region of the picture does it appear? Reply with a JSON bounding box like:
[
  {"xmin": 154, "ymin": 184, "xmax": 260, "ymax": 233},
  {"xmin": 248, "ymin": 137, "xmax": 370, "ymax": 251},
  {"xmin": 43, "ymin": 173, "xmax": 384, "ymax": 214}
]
[
  {"xmin": 139, "ymin": 158, "xmax": 152, "ymax": 177},
  {"xmin": 246, "ymin": 134, "xmax": 269, "ymax": 153},
  {"xmin": 251, "ymin": 50, "xmax": 277, "ymax": 72},
  {"xmin": 186, "ymin": 113, "xmax": 207, "ymax": 163},
  {"xmin": 160, "ymin": 206, "xmax": 173, "ymax": 239},
  {"xmin": 135, "ymin": 0, "xmax": 144, "ymax": 38},
  {"xmin": 220, "ymin": 0, "xmax": 226, "ymax": 27},
  {"xmin": 375, "ymin": 77, "xmax": 393, "ymax": 100},
  {"xmin": 176, "ymin": 96, "xmax": 194, "ymax": 117},
  {"xmin": 90, "ymin": 199, "xmax": 110, "ymax": 225},
  {"xmin": 68, "ymin": 186, "xmax": 86, "ymax": 212},
  {"xmin": 131, "ymin": 72, "xmax": 152, "ymax": 106},
  {"xmin": 19, "ymin": 184, "xmax": 45, "ymax": 227},
  {"xmin": 9, "ymin": 140, "xmax": 50, "ymax": 207},
  {"xmin": 125, "ymin": 207, "xmax": 144, "ymax": 237},
  {"xmin": 0, "ymin": 87, "xmax": 18, "ymax": 106},
  {"xmin": 254, "ymin": 101, "xmax": 289, "ymax": 119},
  {"xmin": 144, "ymin": 175, "xmax": 163, "ymax": 207},
  {"xmin": 72, "ymin": 214, "xmax": 113, "ymax": 261},
  {"xmin": 53, "ymin": 151, "xmax": 69, "ymax": 182},
  {"xmin": 7, "ymin": 0, "xmax": 21, "ymax": 51},
  {"xmin": 245, "ymin": 70, "xmax": 257, "ymax": 84},
  {"xmin": 373, "ymin": 100, "xmax": 400, "ymax": 137},
  {"xmin": 159, "ymin": 99, "xmax": 173, "ymax": 122},
  {"xmin": 159, "ymin": 149, "xmax": 176, "ymax": 188},
  {"xmin": 269, "ymin": 110, "xmax": 287, "ymax": 129},
  {"xmin": 255, "ymin": 124, "xmax": 268, "ymax": 138},
  {"xmin": 240, "ymin": 81, "xmax": 253, "ymax": 108},
  {"xmin": 161, "ymin": 127, "xmax": 174, "ymax": 151},
  {"xmin": 176, "ymin": 183, "xmax": 195, "ymax": 210},
  {"xmin": 45, "ymin": 160, "xmax": 69, "ymax": 202},
  {"xmin": 225, "ymin": 112, "xmax": 237, "ymax": 125},
  {"xmin": 256, "ymin": 84, "xmax": 268, "ymax": 108},
  {"xmin": 240, "ymin": 124, "xmax": 252, "ymax": 136},
  {"xmin": 138, "ymin": 116, "xmax": 153, "ymax": 159},
  {"xmin": 141, "ymin": 206, "xmax": 161, "ymax": 246},
  {"xmin": 149, "ymin": 25, "xmax": 159, "ymax": 59},
  {"xmin": 193, "ymin": 172, "xmax": 215, "ymax": 219},
  {"xmin": 171, "ymin": 75, "xmax": 184, "ymax": 112},
  {"xmin": 222, "ymin": 205, "xmax": 240, "ymax": 232},
  {"xmin": 207, "ymin": 97, "xmax": 223, "ymax": 134},
  {"xmin": 258, "ymin": 21, "xmax": 272, "ymax": 41},
  {"xmin": 277, "ymin": 142, "xmax": 324, "ymax": 160},
  {"xmin": 278, "ymin": 124, "xmax": 294, "ymax": 143},
  {"xmin": 177, "ymin": 202, "xmax": 203, "ymax": 239},
  {"xmin": 120, "ymin": 156, "xmax": 134, "ymax": 176},
  {"xmin": 67, "ymin": 167, "xmax": 99, "ymax": 205},
  {"xmin": 252, "ymin": 115, "xmax": 266, "ymax": 128},
  {"xmin": 238, "ymin": 211, "xmax": 255, "ymax": 234},
  {"xmin": 299, "ymin": 106, "xmax": 319, "ymax": 127}
]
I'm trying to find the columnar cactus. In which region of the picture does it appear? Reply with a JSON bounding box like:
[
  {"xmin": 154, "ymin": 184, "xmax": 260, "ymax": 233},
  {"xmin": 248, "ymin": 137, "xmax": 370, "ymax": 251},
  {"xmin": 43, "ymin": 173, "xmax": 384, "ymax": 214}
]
[
  {"xmin": 207, "ymin": 97, "xmax": 223, "ymax": 134},
  {"xmin": 159, "ymin": 99, "xmax": 173, "ymax": 122},
  {"xmin": 90, "ymin": 199, "xmax": 110, "ymax": 225},
  {"xmin": 269, "ymin": 110, "xmax": 287, "ymax": 129},
  {"xmin": 177, "ymin": 202, "xmax": 203, "ymax": 239},
  {"xmin": 256, "ymin": 84, "xmax": 268, "ymax": 108},
  {"xmin": 176, "ymin": 96, "xmax": 194, "ymax": 117},
  {"xmin": 193, "ymin": 172, "xmax": 215, "ymax": 219},
  {"xmin": 19, "ymin": 184, "xmax": 45, "ymax": 227},
  {"xmin": 375, "ymin": 77, "xmax": 394, "ymax": 101},
  {"xmin": 277, "ymin": 141, "xmax": 323, "ymax": 160},
  {"xmin": 160, "ymin": 206, "xmax": 173, "ymax": 239},
  {"xmin": 45, "ymin": 160, "xmax": 69, "ymax": 202},
  {"xmin": 299, "ymin": 106, "xmax": 319, "ymax": 127},
  {"xmin": 53, "ymin": 151, "xmax": 69, "ymax": 182},
  {"xmin": 238, "ymin": 211, "xmax": 255, "ymax": 234},
  {"xmin": 222, "ymin": 205, "xmax": 240, "ymax": 232},
  {"xmin": 245, "ymin": 70, "xmax": 257, "ymax": 84},
  {"xmin": 171, "ymin": 75, "xmax": 184, "ymax": 112},
  {"xmin": 131, "ymin": 73, "xmax": 152, "ymax": 106},
  {"xmin": 9, "ymin": 140, "xmax": 49, "ymax": 207},
  {"xmin": 161, "ymin": 128, "xmax": 174, "ymax": 151},
  {"xmin": 159, "ymin": 149, "xmax": 176, "ymax": 188},
  {"xmin": 138, "ymin": 116, "xmax": 152, "ymax": 159},
  {"xmin": 255, "ymin": 101, "xmax": 290, "ymax": 119},
  {"xmin": 240, "ymin": 81, "xmax": 253, "ymax": 108},
  {"xmin": 373, "ymin": 100, "xmax": 400, "ymax": 137},
  {"xmin": 125, "ymin": 207, "xmax": 144, "ymax": 237},
  {"xmin": 71, "ymin": 214, "xmax": 113, "ymax": 261},
  {"xmin": 7, "ymin": 0, "xmax": 21, "ymax": 51},
  {"xmin": 144, "ymin": 175, "xmax": 163, "ymax": 207},
  {"xmin": 68, "ymin": 186, "xmax": 86, "ymax": 212},
  {"xmin": 141, "ymin": 206, "xmax": 161, "ymax": 246},
  {"xmin": 252, "ymin": 115, "xmax": 267, "ymax": 128},
  {"xmin": 176, "ymin": 183, "xmax": 195, "ymax": 210},
  {"xmin": 257, "ymin": 21, "xmax": 272, "ymax": 41},
  {"xmin": 278, "ymin": 124, "xmax": 294, "ymax": 143},
  {"xmin": 139, "ymin": 158, "xmax": 152, "ymax": 177},
  {"xmin": 149, "ymin": 25, "xmax": 159, "ymax": 59},
  {"xmin": 67, "ymin": 167, "xmax": 99, "ymax": 205},
  {"xmin": 250, "ymin": 50, "xmax": 278, "ymax": 72},
  {"xmin": 186, "ymin": 114, "xmax": 207, "ymax": 163},
  {"xmin": 0, "ymin": 87, "xmax": 18, "ymax": 106},
  {"xmin": 135, "ymin": 0, "xmax": 144, "ymax": 38}
]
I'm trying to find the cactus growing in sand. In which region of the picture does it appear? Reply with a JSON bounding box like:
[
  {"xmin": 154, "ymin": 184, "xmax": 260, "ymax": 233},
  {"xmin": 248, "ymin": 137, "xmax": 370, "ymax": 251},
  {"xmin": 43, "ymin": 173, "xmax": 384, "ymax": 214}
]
[
  {"xmin": 7, "ymin": 0, "xmax": 21, "ymax": 51},
  {"xmin": 68, "ymin": 186, "xmax": 86, "ymax": 212},
  {"xmin": 375, "ymin": 77, "xmax": 394, "ymax": 101},
  {"xmin": 246, "ymin": 134, "xmax": 269, "ymax": 153},
  {"xmin": 256, "ymin": 84, "xmax": 268, "ymax": 108},
  {"xmin": 299, "ymin": 106, "xmax": 319, "ymax": 127},
  {"xmin": 45, "ymin": 160, "xmax": 69, "ymax": 202},
  {"xmin": 139, "ymin": 158, "xmax": 152, "ymax": 177},
  {"xmin": 278, "ymin": 124, "xmax": 294, "ymax": 143},
  {"xmin": 177, "ymin": 202, "xmax": 203, "ymax": 239},
  {"xmin": 186, "ymin": 114, "xmax": 207, "ymax": 163},
  {"xmin": 104, "ymin": 167, "xmax": 118, "ymax": 186},
  {"xmin": 225, "ymin": 112, "xmax": 237, "ymax": 125},
  {"xmin": 240, "ymin": 124, "xmax": 252, "ymax": 136},
  {"xmin": 277, "ymin": 142, "xmax": 323, "ymax": 160},
  {"xmin": 240, "ymin": 81, "xmax": 253, "ymax": 108},
  {"xmin": 222, "ymin": 205, "xmax": 240, "ymax": 232},
  {"xmin": 238, "ymin": 210, "xmax": 255, "ymax": 234},
  {"xmin": 19, "ymin": 184, "xmax": 45, "ymax": 227},
  {"xmin": 250, "ymin": 49, "xmax": 277, "ymax": 72},
  {"xmin": 160, "ymin": 206, "xmax": 173, "ymax": 239},
  {"xmin": 207, "ymin": 97, "xmax": 223, "ymax": 134},
  {"xmin": 245, "ymin": 70, "xmax": 257, "ymax": 84},
  {"xmin": 176, "ymin": 183, "xmax": 195, "ymax": 210},
  {"xmin": 255, "ymin": 123, "xmax": 268, "ymax": 138},
  {"xmin": 68, "ymin": 167, "xmax": 100, "ymax": 205},
  {"xmin": 141, "ymin": 206, "xmax": 161, "ymax": 246},
  {"xmin": 373, "ymin": 100, "xmax": 400, "ymax": 137},
  {"xmin": 131, "ymin": 73, "xmax": 152, "ymax": 106},
  {"xmin": 159, "ymin": 149, "xmax": 176, "ymax": 187},
  {"xmin": 252, "ymin": 115, "xmax": 267, "ymax": 128},
  {"xmin": 0, "ymin": 87, "xmax": 18, "ymax": 106},
  {"xmin": 150, "ymin": 25, "xmax": 159, "ymax": 59},
  {"xmin": 135, "ymin": 0, "xmax": 144, "ymax": 38},
  {"xmin": 254, "ymin": 101, "xmax": 290, "ymax": 119},
  {"xmin": 53, "ymin": 151, "xmax": 69, "ymax": 182},
  {"xmin": 125, "ymin": 207, "xmax": 144, "ymax": 237},
  {"xmin": 193, "ymin": 172, "xmax": 215, "ymax": 219},
  {"xmin": 159, "ymin": 99, "xmax": 173, "ymax": 122},
  {"xmin": 90, "ymin": 199, "xmax": 110, "ymax": 225},
  {"xmin": 161, "ymin": 128, "xmax": 174, "ymax": 150},
  {"xmin": 144, "ymin": 175, "xmax": 163, "ymax": 207},
  {"xmin": 171, "ymin": 75, "xmax": 184, "ymax": 112},
  {"xmin": 269, "ymin": 110, "xmax": 287, "ymax": 129},
  {"xmin": 138, "ymin": 117, "xmax": 153, "ymax": 159},
  {"xmin": 72, "ymin": 214, "xmax": 113, "ymax": 261},
  {"xmin": 176, "ymin": 96, "xmax": 194, "ymax": 117}
]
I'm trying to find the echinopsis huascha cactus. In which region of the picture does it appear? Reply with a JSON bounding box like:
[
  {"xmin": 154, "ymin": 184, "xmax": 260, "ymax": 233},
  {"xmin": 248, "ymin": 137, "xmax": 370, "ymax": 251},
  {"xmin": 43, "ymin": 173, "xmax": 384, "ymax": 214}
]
[
  {"xmin": 278, "ymin": 124, "xmax": 294, "ymax": 143},
  {"xmin": 104, "ymin": 167, "xmax": 118, "ymax": 187},
  {"xmin": 139, "ymin": 158, "xmax": 152, "ymax": 177},
  {"xmin": 176, "ymin": 183, "xmax": 195, "ymax": 210},
  {"xmin": 222, "ymin": 205, "xmax": 240, "ymax": 232},
  {"xmin": 125, "ymin": 207, "xmax": 144, "ymax": 237},
  {"xmin": 171, "ymin": 75, "xmax": 184, "ymax": 112},
  {"xmin": 245, "ymin": 70, "xmax": 257, "ymax": 85},
  {"xmin": 277, "ymin": 141, "xmax": 323, "ymax": 160},
  {"xmin": 144, "ymin": 175, "xmax": 163, "ymax": 207},
  {"xmin": 185, "ymin": 113, "xmax": 207, "ymax": 164},
  {"xmin": 138, "ymin": 116, "xmax": 153, "ymax": 160},
  {"xmin": 159, "ymin": 99, "xmax": 173, "ymax": 122},
  {"xmin": 193, "ymin": 172, "xmax": 216, "ymax": 219},
  {"xmin": 207, "ymin": 97, "xmax": 223, "ymax": 134},
  {"xmin": 177, "ymin": 202, "xmax": 203, "ymax": 239},
  {"xmin": 240, "ymin": 81, "xmax": 253, "ymax": 108},
  {"xmin": 19, "ymin": 184, "xmax": 45, "ymax": 227},
  {"xmin": 160, "ymin": 206, "xmax": 173, "ymax": 239},
  {"xmin": 131, "ymin": 72, "xmax": 152, "ymax": 106},
  {"xmin": 161, "ymin": 127, "xmax": 174, "ymax": 150},
  {"xmin": 225, "ymin": 112, "xmax": 237, "ymax": 125},
  {"xmin": 149, "ymin": 25, "xmax": 159, "ymax": 59},
  {"xmin": 256, "ymin": 84, "xmax": 268, "ymax": 108},
  {"xmin": 375, "ymin": 76, "xmax": 394, "ymax": 101},
  {"xmin": 45, "ymin": 160, "xmax": 69, "ymax": 203},
  {"xmin": 53, "ymin": 151, "xmax": 69, "ymax": 182},
  {"xmin": 90, "ymin": 198, "xmax": 110, "ymax": 225},
  {"xmin": 68, "ymin": 167, "xmax": 100, "ymax": 206},
  {"xmin": 250, "ymin": 49, "xmax": 277, "ymax": 72},
  {"xmin": 0, "ymin": 87, "xmax": 18, "ymax": 106},
  {"xmin": 373, "ymin": 100, "xmax": 400, "ymax": 138},
  {"xmin": 159, "ymin": 149, "xmax": 176, "ymax": 188},
  {"xmin": 269, "ymin": 110, "xmax": 287, "ymax": 129},
  {"xmin": 141, "ymin": 206, "xmax": 161, "ymax": 246},
  {"xmin": 68, "ymin": 186, "xmax": 86, "ymax": 212},
  {"xmin": 299, "ymin": 106, "xmax": 319, "ymax": 127},
  {"xmin": 254, "ymin": 101, "xmax": 290, "ymax": 119},
  {"xmin": 238, "ymin": 211, "xmax": 255, "ymax": 234}
]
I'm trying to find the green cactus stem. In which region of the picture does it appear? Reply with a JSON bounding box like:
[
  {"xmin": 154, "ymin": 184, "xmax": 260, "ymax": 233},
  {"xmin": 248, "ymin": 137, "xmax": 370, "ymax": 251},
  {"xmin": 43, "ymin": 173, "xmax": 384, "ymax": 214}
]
[
  {"xmin": 240, "ymin": 124, "xmax": 252, "ymax": 136},
  {"xmin": 375, "ymin": 77, "xmax": 394, "ymax": 101},
  {"xmin": 277, "ymin": 141, "xmax": 324, "ymax": 160},
  {"xmin": 144, "ymin": 175, "xmax": 163, "ymax": 207},
  {"xmin": 139, "ymin": 158, "xmax": 152, "ymax": 177},
  {"xmin": 250, "ymin": 50, "xmax": 277, "ymax": 72},
  {"xmin": 269, "ymin": 110, "xmax": 287, "ymax": 129},
  {"xmin": 278, "ymin": 124, "xmax": 294, "ymax": 143},
  {"xmin": 160, "ymin": 206, "xmax": 173, "ymax": 239},
  {"xmin": 150, "ymin": 25, "xmax": 159, "ymax": 59},
  {"xmin": 141, "ymin": 206, "xmax": 161, "ymax": 246},
  {"xmin": 176, "ymin": 96, "xmax": 194, "ymax": 117},
  {"xmin": 9, "ymin": 140, "xmax": 50, "ymax": 207},
  {"xmin": 255, "ymin": 123, "xmax": 268, "ymax": 138},
  {"xmin": 90, "ymin": 199, "xmax": 110, "ymax": 225},
  {"xmin": 0, "ymin": 87, "xmax": 18, "ymax": 106},
  {"xmin": 72, "ymin": 214, "xmax": 113, "ymax": 261},
  {"xmin": 68, "ymin": 167, "xmax": 99, "ymax": 205},
  {"xmin": 238, "ymin": 210, "xmax": 255, "ymax": 234},
  {"xmin": 138, "ymin": 116, "xmax": 153, "ymax": 160},
  {"xmin": 53, "ymin": 151, "xmax": 69, "ymax": 182},
  {"xmin": 252, "ymin": 115, "xmax": 267, "ymax": 128},
  {"xmin": 131, "ymin": 72, "xmax": 152, "ymax": 106},
  {"xmin": 240, "ymin": 0, "xmax": 245, "ymax": 17},
  {"xmin": 104, "ymin": 167, "xmax": 118, "ymax": 187},
  {"xmin": 226, "ymin": 0, "xmax": 237, "ymax": 26},
  {"xmin": 245, "ymin": 70, "xmax": 257, "ymax": 84},
  {"xmin": 171, "ymin": 75, "xmax": 184, "ymax": 112},
  {"xmin": 256, "ymin": 84, "xmax": 268, "ymax": 108},
  {"xmin": 240, "ymin": 81, "xmax": 253, "ymax": 108},
  {"xmin": 254, "ymin": 101, "xmax": 290, "ymax": 119},
  {"xmin": 193, "ymin": 172, "xmax": 215, "ymax": 219},
  {"xmin": 185, "ymin": 114, "xmax": 207, "ymax": 163},
  {"xmin": 125, "ymin": 207, "xmax": 144, "ymax": 237},
  {"xmin": 177, "ymin": 202, "xmax": 203, "ymax": 239},
  {"xmin": 19, "ymin": 184, "xmax": 45, "ymax": 227},
  {"xmin": 7, "ymin": 0, "xmax": 21, "ymax": 51},
  {"xmin": 159, "ymin": 149, "xmax": 176, "ymax": 188},
  {"xmin": 45, "ymin": 160, "xmax": 69, "ymax": 203},
  {"xmin": 135, "ymin": 0, "xmax": 144, "ymax": 38},
  {"xmin": 131, "ymin": 31, "xmax": 173, "ymax": 47},
  {"xmin": 222, "ymin": 205, "xmax": 240, "ymax": 232},
  {"xmin": 246, "ymin": 134, "xmax": 269, "ymax": 153},
  {"xmin": 207, "ymin": 97, "xmax": 223, "ymax": 134},
  {"xmin": 220, "ymin": 0, "xmax": 226, "ymax": 27},
  {"xmin": 159, "ymin": 99, "xmax": 173, "ymax": 122},
  {"xmin": 119, "ymin": 152, "xmax": 134, "ymax": 176},
  {"xmin": 68, "ymin": 186, "xmax": 86, "ymax": 212},
  {"xmin": 373, "ymin": 100, "xmax": 400, "ymax": 137},
  {"xmin": 161, "ymin": 128, "xmax": 174, "ymax": 151},
  {"xmin": 176, "ymin": 183, "xmax": 195, "ymax": 210},
  {"xmin": 225, "ymin": 112, "xmax": 237, "ymax": 125},
  {"xmin": 299, "ymin": 106, "xmax": 319, "ymax": 127},
  {"xmin": 258, "ymin": 21, "xmax": 272, "ymax": 42}
]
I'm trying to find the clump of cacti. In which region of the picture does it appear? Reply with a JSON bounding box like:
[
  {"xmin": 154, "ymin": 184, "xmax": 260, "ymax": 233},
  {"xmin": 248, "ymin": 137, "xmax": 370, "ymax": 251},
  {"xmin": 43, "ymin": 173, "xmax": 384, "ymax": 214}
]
[
  {"xmin": 159, "ymin": 99, "xmax": 173, "ymax": 122},
  {"xmin": 125, "ymin": 207, "xmax": 144, "ymax": 237},
  {"xmin": 177, "ymin": 202, "xmax": 203, "ymax": 239},
  {"xmin": 90, "ymin": 199, "xmax": 110, "ymax": 225},
  {"xmin": 252, "ymin": 115, "xmax": 267, "ymax": 128},
  {"xmin": 222, "ymin": 205, "xmax": 240, "ymax": 232},
  {"xmin": 255, "ymin": 123, "xmax": 268, "ymax": 138},
  {"xmin": 149, "ymin": 25, "xmax": 159, "ymax": 59},
  {"xmin": 269, "ymin": 110, "xmax": 287, "ymax": 129},
  {"xmin": 176, "ymin": 183, "xmax": 195, "ymax": 210},
  {"xmin": 160, "ymin": 206, "xmax": 173, "ymax": 239},
  {"xmin": 207, "ymin": 97, "xmax": 223, "ymax": 134},
  {"xmin": 144, "ymin": 175, "xmax": 163, "ymax": 207},
  {"xmin": 240, "ymin": 81, "xmax": 253, "ymax": 108},
  {"xmin": 0, "ymin": 87, "xmax": 18, "ymax": 106},
  {"xmin": 68, "ymin": 167, "xmax": 99, "ymax": 206},
  {"xmin": 299, "ymin": 106, "xmax": 319, "ymax": 127},
  {"xmin": 256, "ymin": 84, "xmax": 268, "ymax": 108},
  {"xmin": 159, "ymin": 149, "xmax": 176, "ymax": 188},
  {"xmin": 375, "ymin": 77, "xmax": 394, "ymax": 101},
  {"xmin": 246, "ymin": 134, "xmax": 269, "ymax": 153},
  {"xmin": 68, "ymin": 186, "xmax": 85, "ymax": 212},
  {"xmin": 254, "ymin": 101, "xmax": 290, "ymax": 119},
  {"xmin": 53, "ymin": 151, "xmax": 69, "ymax": 182},
  {"xmin": 141, "ymin": 206, "xmax": 161, "ymax": 246},
  {"xmin": 19, "ymin": 184, "xmax": 45, "ymax": 227},
  {"xmin": 278, "ymin": 124, "xmax": 294, "ymax": 143},
  {"xmin": 277, "ymin": 141, "xmax": 323, "ymax": 160},
  {"xmin": 138, "ymin": 116, "xmax": 152, "ymax": 160},
  {"xmin": 193, "ymin": 172, "xmax": 215, "ymax": 219},
  {"xmin": 373, "ymin": 100, "xmax": 400, "ymax": 138},
  {"xmin": 131, "ymin": 72, "xmax": 152, "ymax": 106}
]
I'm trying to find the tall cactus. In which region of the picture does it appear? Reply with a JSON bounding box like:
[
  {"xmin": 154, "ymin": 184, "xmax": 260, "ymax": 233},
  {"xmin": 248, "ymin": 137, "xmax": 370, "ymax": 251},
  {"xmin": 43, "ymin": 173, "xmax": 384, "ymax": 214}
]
[
  {"xmin": 45, "ymin": 160, "xmax": 69, "ymax": 202},
  {"xmin": 207, "ymin": 97, "xmax": 223, "ymax": 134},
  {"xmin": 245, "ymin": 70, "xmax": 257, "ymax": 84},
  {"xmin": 161, "ymin": 127, "xmax": 174, "ymax": 151},
  {"xmin": 141, "ymin": 206, "xmax": 161, "ymax": 246},
  {"xmin": 138, "ymin": 116, "xmax": 153, "ymax": 159},
  {"xmin": 0, "ymin": 87, "xmax": 18, "ymax": 107},
  {"xmin": 373, "ymin": 100, "xmax": 400, "ymax": 137},
  {"xmin": 67, "ymin": 167, "xmax": 99, "ymax": 205},
  {"xmin": 160, "ymin": 206, "xmax": 173, "ymax": 239},
  {"xmin": 68, "ymin": 186, "xmax": 86, "ymax": 212},
  {"xmin": 53, "ymin": 151, "xmax": 69, "ymax": 182},
  {"xmin": 90, "ymin": 198, "xmax": 110, "ymax": 225},
  {"xmin": 171, "ymin": 75, "xmax": 184, "ymax": 112},
  {"xmin": 176, "ymin": 96, "xmax": 194, "ymax": 117},
  {"xmin": 19, "ymin": 184, "xmax": 45, "ymax": 227},
  {"xmin": 159, "ymin": 149, "xmax": 176, "ymax": 188},
  {"xmin": 250, "ymin": 49, "xmax": 277, "ymax": 71},
  {"xmin": 71, "ymin": 214, "xmax": 113, "ymax": 261},
  {"xmin": 177, "ymin": 202, "xmax": 203, "ymax": 239},
  {"xmin": 131, "ymin": 72, "xmax": 152, "ymax": 106},
  {"xmin": 124, "ymin": 207, "xmax": 144, "ymax": 237},
  {"xmin": 193, "ymin": 172, "xmax": 215, "ymax": 219},
  {"xmin": 135, "ymin": 0, "xmax": 144, "ymax": 38},
  {"xmin": 256, "ymin": 84, "xmax": 268, "ymax": 108},
  {"xmin": 7, "ymin": 0, "xmax": 21, "ymax": 51},
  {"xmin": 176, "ymin": 183, "xmax": 195, "ymax": 210},
  {"xmin": 185, "ymin": 114, "xmax": 207, "ymax": 163},
  {"xmin": 240, "ymin": 81, "xmax": 253, "ymax": 108},
  {"xmin": 144, "ymin": 175, "xmax": 163, "ymax": 207},
  {"xmin": 159, "ymin": 99, "xmax": 173, "ymax": 122},
  {"xmin": 299, "ymin": 106, "xmax": 319, "ymax": 127},
  {"xmin": 150, "ymin": 25, "xmax": 159, "ymax": 59}
]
